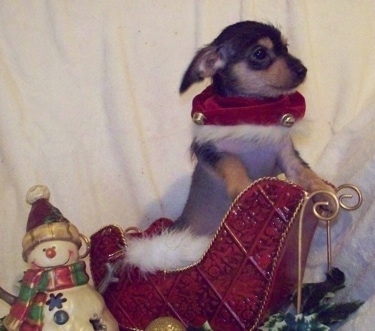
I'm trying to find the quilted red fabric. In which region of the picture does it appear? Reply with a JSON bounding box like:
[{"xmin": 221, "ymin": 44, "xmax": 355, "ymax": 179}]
[{"xmin": 90, "ymin": 178, "xmax": 318, "ymax": 330}]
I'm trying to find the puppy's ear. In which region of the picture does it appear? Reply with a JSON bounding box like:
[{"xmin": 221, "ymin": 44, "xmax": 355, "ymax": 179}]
[{"xmin": 180, "ymin": 46, "xmax": 226, "ymax": 93}]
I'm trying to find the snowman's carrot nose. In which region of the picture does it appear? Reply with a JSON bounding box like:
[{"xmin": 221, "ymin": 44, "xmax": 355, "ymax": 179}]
[{"xmin": 44, "ymin": 246, "xmax": 57, "ymax": 259}]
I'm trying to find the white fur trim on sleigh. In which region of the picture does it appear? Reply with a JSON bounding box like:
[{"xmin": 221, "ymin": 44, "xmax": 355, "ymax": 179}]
[{"xmin": 123, "ymin": 229, "xmax": 211, "ymax": 273}]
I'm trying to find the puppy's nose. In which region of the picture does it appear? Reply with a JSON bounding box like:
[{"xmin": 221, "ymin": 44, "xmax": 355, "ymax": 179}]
[
  {"xmin": 296, "ymin": 65, "xmax": 307, "ymax": 79},
  {"xmin": 288, "ymin": 57, "xmax": 307, "ymax": 80}
]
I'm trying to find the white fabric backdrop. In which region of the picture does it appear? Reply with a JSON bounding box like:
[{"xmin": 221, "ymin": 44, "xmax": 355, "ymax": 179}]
[{"xmin": 1, "ymin": 1, "xmax": 375, "ymax": 329}]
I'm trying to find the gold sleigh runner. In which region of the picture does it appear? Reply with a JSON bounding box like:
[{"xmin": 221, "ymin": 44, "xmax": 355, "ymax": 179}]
[{"xmin": 89, "ymin": 177, "xmax": 362, "ymax": 331}]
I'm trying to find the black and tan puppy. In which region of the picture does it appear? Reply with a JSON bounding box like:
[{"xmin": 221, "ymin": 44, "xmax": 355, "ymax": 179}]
[{"xmin": 173, "ymin": 21, "xmax": 335, "ymax": 235}]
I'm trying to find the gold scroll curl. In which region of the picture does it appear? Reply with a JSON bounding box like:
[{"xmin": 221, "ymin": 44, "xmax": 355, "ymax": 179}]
[{"xmin": 297, "ymin": 184, "xmax": 362, "ymax": 314}]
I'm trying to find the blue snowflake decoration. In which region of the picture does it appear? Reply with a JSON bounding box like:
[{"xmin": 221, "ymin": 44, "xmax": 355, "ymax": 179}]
[{"xmin": 46, "ymin": 292, "xmax": 67, "ymax": 311}]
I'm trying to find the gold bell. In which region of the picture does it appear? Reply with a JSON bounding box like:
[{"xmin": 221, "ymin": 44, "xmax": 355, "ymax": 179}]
[
  {"xmin": 281, "ymin": 113, "xmax": 296, "ymax": 127},
  {"xmin": 192, "ymin": 112, "xmax": 206, "ymax": 125},
  {"xmin": 145, "ymin": 317, "xmax": 186, "ymax": 331}
]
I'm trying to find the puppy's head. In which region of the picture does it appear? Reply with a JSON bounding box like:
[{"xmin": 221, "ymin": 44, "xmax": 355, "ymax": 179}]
[{"xmin": 180, "ymin": 21, "xmax": 307, "ymax": 98}]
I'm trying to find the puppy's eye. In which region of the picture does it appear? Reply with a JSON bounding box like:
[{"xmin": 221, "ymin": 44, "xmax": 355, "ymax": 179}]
[{"xmin": 251, "ymin": 47, "xmax": 268, "ymax": 61}]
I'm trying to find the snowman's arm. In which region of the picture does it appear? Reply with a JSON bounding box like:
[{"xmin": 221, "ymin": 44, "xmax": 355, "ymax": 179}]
[
  {"xmin": 96, "ymin": 263, "xmax": 119, "ymax": 294},
  {"xmin": 0, "ymin": 286, "xmax": 17, "ymax": 306}
]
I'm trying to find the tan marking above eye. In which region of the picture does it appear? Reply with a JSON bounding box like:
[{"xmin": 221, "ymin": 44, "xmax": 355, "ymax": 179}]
[{"xmin": 257, "ymin": 37, "xmax": 273, "ymax": 50}]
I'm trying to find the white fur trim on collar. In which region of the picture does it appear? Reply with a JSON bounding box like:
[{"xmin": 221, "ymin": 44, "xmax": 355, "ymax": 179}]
[
  {"xmin": 193, "ymin": 121, "xmax": 310, "ymax": 145},
  {"xmin": 193, "ymin": 124, "xmax": 290, "ymax": 145}
]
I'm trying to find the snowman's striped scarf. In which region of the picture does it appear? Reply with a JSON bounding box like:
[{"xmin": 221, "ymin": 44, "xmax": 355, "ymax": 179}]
[{"xmin": 4, "ymin": 261, "xmax": 89, "ymax": 330}]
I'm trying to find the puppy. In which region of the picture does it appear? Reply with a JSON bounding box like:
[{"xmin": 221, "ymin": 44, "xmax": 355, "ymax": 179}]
[{"xmin": 173, "ymin": 21, "xmax": 335, "ymax": 235}]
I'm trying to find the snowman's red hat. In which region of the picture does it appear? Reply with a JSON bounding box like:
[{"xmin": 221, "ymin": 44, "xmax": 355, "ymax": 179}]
[{"xmin": 22, "ymin": 185, "xmax": 81, "ymax": 261}]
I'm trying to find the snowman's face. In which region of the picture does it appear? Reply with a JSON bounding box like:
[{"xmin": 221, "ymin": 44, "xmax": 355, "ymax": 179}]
[{"xmin": 27, "ymin": 240, "xmax": 79, "ymax": 269}]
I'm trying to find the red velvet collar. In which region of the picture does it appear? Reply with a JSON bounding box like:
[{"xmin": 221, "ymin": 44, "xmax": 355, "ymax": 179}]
[{"xmin": 191, "ymin": 86, "xmax": 305, "ymax": 127}]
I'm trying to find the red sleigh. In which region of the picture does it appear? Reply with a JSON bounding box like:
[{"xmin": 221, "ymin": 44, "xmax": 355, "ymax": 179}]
[{"xmin": 89, "ymin": 177, "xmax": 360, "ymax": 330}]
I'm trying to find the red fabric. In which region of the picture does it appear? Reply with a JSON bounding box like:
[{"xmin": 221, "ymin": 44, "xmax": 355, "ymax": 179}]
[{"xmin": 191, "ymin": 86, "xmax": 305, "ymax": 126}]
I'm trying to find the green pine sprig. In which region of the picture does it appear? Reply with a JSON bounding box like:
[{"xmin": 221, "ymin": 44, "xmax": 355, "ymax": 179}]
[{"xmin": 260, "ymin": 268, "xmax": 363, "ymax": 331}]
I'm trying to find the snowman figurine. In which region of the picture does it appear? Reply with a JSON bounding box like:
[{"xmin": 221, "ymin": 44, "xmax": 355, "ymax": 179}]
[{"xmin": 3, "ymin": 185, "xmax": 119, "ymax": 331}]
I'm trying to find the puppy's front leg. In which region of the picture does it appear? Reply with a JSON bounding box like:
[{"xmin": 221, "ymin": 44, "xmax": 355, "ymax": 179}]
[
  {"xmin": 192, "ymin": 142, "xmax": 252, "ymax": 200},
  {"xmin": 277, "ymin": 138, "xmax": 336, "ymax": 211},
  {"xmin": 215, "ymin": 154, "xmax": 253, "ymax": 199}
]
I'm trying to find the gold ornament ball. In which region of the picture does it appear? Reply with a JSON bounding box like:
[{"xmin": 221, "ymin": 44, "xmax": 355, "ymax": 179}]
[{"xmin": 145, "ymin": 317, "xmax": 186, "ymax": 331}]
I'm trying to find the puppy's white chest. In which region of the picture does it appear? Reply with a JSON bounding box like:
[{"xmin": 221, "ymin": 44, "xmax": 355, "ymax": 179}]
[{"xmin": 195, "ymin": 124, "xmax": 290, "ymax": 178}]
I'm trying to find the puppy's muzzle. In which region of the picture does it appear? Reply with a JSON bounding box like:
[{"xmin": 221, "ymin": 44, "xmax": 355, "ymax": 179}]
[{"xmin": 288, "ymin": 57, "xmax": 307, "ymax": 82}]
